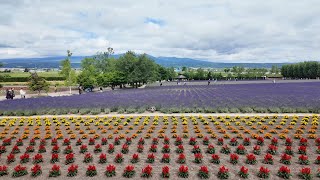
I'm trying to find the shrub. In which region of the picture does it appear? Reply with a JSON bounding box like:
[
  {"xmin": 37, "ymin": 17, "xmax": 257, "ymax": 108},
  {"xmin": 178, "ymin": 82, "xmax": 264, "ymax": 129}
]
[
  {"xmin": 0, "ymin": 166, "xmax": 8, "ymax": 176},
  {"xmin": 31, "ymin": 164, "xmax": 42, "ymax": 177},
  {"xmin": 299, "ymin": 167, "xmax": 312, "ymax": 180},
  {"xmin": 277, "ymin": 166, "xmax": 291, "ymax": 179},
  {"xmin": 123, "ymin": 165, "xmax": 135, "ymax": 178},
  {"xmin": 105, "ymin": 164, "xmax": 116, "ymax": 177},
  {"xmin": 67, "ymin": 164, "xmax": 78, "ymax": 177},
  {"xmin": 161, "ymin": 166, "xmax": 170, "ymax": 178},
  {"xmin": 238, "ymin": 166, "xmax": 249, "ymax": 179},
  {"xmin": 49, "ymin": 165, "xmax": 60, "ymax": 177},
  {"xmin": 198, "ymin": 166, "xmax": 209, "ymax": 179},
  {"xmin": 217, "ymin": 166, "xmax": 229, "ymax": 179},
  {"xmin": 178, "ymin": 165, "xmax": 188, "ymax": 178},
  {"xmin": 12, "ymin": 165, "xmax": 28, "ymax": 177},
  {"xmin": 257, "ymin": 167, "xmax": 270, "ymax": 179},
  {"xmin": 86, "ymin": 165, "xmax": 97, "ymax": 177},
  {"xmin": 141, "ymin": 165, "xmax": 153, "ymax": 178}
]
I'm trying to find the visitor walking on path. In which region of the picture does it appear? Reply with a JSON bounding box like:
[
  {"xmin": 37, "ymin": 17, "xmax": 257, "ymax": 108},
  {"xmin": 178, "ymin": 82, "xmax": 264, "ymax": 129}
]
[
  {"xmin": 10, "ymin": 88, "xmax": 15, "ymax": 99},
  {"xmin": 5, "ymin": 89, "xmax": 10, "ymax": 100},
  {"xmin": 20, "ymin": 88, "xmax": 26, "ymax": 99}
]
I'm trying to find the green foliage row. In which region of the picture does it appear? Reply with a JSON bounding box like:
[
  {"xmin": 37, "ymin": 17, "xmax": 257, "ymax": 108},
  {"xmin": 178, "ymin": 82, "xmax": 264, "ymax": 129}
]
[
  {"xmin": 0, "ymin": 106, "xmax": 318, "ymax": 116},
  {"xmin": 2, "ymin": 76, "xmax": 65, "ymax": 82},
  {"xmin": 281, "ymin": 61, "xmax": 320, "ymax": 79}
]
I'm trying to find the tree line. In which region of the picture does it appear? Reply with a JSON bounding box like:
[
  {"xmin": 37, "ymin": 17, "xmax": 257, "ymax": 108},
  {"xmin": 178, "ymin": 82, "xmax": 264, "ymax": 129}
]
[
  {"xmin": 281, "ymin": 61, "xmax": 320, "ymax": 79},
  {"xmin": 60, "ymin": 49, "xmax": 176, "ymax": 89}
]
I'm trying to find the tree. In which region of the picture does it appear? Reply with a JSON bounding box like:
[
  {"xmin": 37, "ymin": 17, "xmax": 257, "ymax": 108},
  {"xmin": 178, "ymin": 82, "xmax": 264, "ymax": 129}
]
[
  {"xmin": 28, "ymin": 72, "xmax": 50, "ymax": 95},
  {"xmin": 0, "ymin": 63, "xmax": 3, "ymax": 88},
  {"xmin": 60, "ymin": 50, "xmax": 77, "ymax": 94}
]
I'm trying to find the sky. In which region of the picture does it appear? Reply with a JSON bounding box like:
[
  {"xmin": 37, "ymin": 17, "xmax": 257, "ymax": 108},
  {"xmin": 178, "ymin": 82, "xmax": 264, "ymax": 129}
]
[{"xmin": 0, "ymin": 0, "xmax": 320, "ymax": 63}]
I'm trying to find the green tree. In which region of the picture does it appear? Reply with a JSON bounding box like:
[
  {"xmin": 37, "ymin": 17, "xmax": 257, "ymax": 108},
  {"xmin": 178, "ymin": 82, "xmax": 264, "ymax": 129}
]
[
  {"xmin": 0, "ymin": 63, "xmax": 3, "ymax": 88},
  {"xmin": 28, "ymin": 72, "xmax": 50, "ymax": 95},
  {"xmin": 60, "ymin": 50, "xmax": 77, "ymax": 94}
]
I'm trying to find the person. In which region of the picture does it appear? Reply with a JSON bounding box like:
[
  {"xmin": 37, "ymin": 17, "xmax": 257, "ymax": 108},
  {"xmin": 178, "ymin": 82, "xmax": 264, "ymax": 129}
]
[
  {"xmin": 78, "ymin": 85, "xmax": 83, "ymax": 94},
  {"xmin": 10, "ymin": 88, "xmax": 15, "ymax": 99},
  {"xmin": 20, "ymin": 88, "xmax": 26, "ymax": 99},
  {"xmin": 208, "ymin": 80, "xmax": 210, "ymax": 85},
  {"xmin": 54, "ymin": 85, "xmax": 57, "ymax": 93},
  {"xmin": 160, "ymin": 82, "xmax": 163, "ymax": 86},
  {"xmin": 5, "ymin": 89, "xmax": 10, "ymax": 100},
  {"xmin": 99, "ymin": 87, "xmax": 103, "ymax": 92},
  {"xmin": 273, "ymin": 79, "xmax": 276, "ymax": 84}
]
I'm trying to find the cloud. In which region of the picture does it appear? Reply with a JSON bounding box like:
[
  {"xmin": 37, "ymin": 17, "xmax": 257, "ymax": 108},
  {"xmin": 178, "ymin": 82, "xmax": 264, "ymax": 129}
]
[{"xmin": 0, "ymin": 0, "xmax": 320, "ymax": 62}]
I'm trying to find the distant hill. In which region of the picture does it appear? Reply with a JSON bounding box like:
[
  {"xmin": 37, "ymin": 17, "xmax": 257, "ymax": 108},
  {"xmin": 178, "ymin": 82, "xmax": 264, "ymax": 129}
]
[{"xmin": 0, "ymin": 55, "xmax": 288, "ymax": 69}]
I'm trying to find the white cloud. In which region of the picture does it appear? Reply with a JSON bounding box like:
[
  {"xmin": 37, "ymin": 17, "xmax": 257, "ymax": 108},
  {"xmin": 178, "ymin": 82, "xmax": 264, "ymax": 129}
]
[{"xmin": 0, "ymin": 0, "xmax": 320, "ymax": 62}]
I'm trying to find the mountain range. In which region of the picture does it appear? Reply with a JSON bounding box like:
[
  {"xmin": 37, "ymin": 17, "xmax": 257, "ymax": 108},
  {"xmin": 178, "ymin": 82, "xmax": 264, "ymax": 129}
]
[{"xmin": 0, "ymin": 55, "xmax": 289, "ymax": 69}]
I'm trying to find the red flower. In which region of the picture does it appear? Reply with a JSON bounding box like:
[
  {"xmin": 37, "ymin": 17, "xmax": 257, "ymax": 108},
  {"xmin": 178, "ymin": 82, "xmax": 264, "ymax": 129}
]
[
  {"xmin": 253, "ymin": 145, "xmax": 260, "ymax": 150},
  {"xmin": 122, "ymin": 144, "xmax": 129, "ymax": 149},
  {"xmin": 212, "ymin": 154, "xmax": 220, "ymax": 160},
  {"xmin": 132, "ymin": 153, "xmax": 139, "ymax": 159},
  {"xmin": 237, "ymin": 144, "xmax": 245, "ymax": 150},
  {"xmin": 178, "ymin": 145, "xmax": 184, "ymax": 149},
  {"xmin": 279, "ymin": 166, "xmax": 290, "ymax": 173},
  {"xmin": 33, "ymin": 154, "xmax": 43, "ymax": 160},
  {"xmin": 162, "ymin": 166, "xmax": 169, "ymax": 174},
  {"xmin": 51, "ymin": 153, "xmax": 59, "ymax": 159},
  {"xmin": 204, "ymin": 136, "xmax": 209, "ymax": 141},
  {"xmin": 80, "ymin": 145, "xmax": 87, "ymax": 149},
  {"xmin": 20, "ymin": 153, "xmax": 29, "ymax": 160},
  {"xmin": 84, "ymin": 153, "xmax": 92, "ymax": 159},
  {"xmin": 108, "ymin": 144, "xmax": 114, "ymax": 149},
  {"xmin": 14, "ymin": 165, "xmax": 26, "ymax": 172},
  {"xmin": 179, "ymin": 165, "xmax": 188, "ymax": 173},
  {"xmin": 257, "ymin": 137, "xmax": 264, "ymax": 142},
  {"xmin": 286, "ymin": 138, "xmax": 292, "ymax": 144},
  {"xmin": 142, "ymin": 165, "xmax": 153, "ymax": 174},
  {"xmin": 259, "ymin": 167, "xmax": 270, "ymax": 174},
  {"xmin": 163, "ymin": 144, "xmax": 170, "ymax": 149},
  {"xmin": 150, "ymin": 144, "xmax": 157, "ymax": 149},
  {"xmin": 264, "ymin": 153, "xmax": 273, "ymax": 160},
  {"xmin": 147, "ymin": 153, "xmax": 155, "ymax": 159},
  {"xmin": 230, "ymin": 138, "xmax": 237, "ymax": 142},
  {"xmin": 99, "ymin": 153, "xmax": 106, "ymax": 159},
  {"xmin": 246, "ymin": 154, "xmax": 256, "ymax": 161},
  {"xmin": 87, "ymin": 165, "xmax": 96, "ymax": 171},
  {"xmin": 199, "ymin": 166, "xmax": 209, "ymax": 173},
  {"xmin": 65, "ymin": 153, "xmax": 74, "ymax": 160},
  {"xmin": 7, "ymin": 153, "xmax": 15, "ymax": 161},
  {"xmin": 115, "ymin": 153, "xmax": 123, "ymax": 159},
  {"xmin": 163, "ymin": 153, "xmax": 170, "ymax": 159},
  {"xmin": 31, "ymin": 164, "xmax": 41, "ymax": 173},
  {"xmin": 268, "ymin": 144, "xmax": 277, "ymax": 151},
  {"xmin": 106, "ymin": 164, "xmax": 116, "ymax": 172},
  {"xmin": 51, "ymin": 164, "xmax": 60, "ymax": 172},
  {"xmin": 63, "ymin": 138, "xmax": 70, "ymax": 144},
  {"xmin": 0, "ymin": 165, "xmax": 8, "ymax": 171},
  {"xmin": 281, "ymin": 154, "xmax": 291, "ymax": 160},
  {"xmin": 68, "ymin": 164, "xmax": 78, "ymax": 172},
  {"xmin": 219, "ymin": 166, "xmax": 229, "ymax": 173},
  {"xmin": 178, "ymin": 153, "xmax": 186, "ymax": 159},
  {"xmin": 299, "ymin": 155, "xmax": 308, "ymax": 161},
  {"xmin": 271, "ymin": 137, "xmax": 278, "ymax": 143},
  {"xmin": 95, "ymin": 144, "xmax": 102, "ymax": 149},
  {"xmin": 125, "ymin": 165, "xmax": 134, "ymax": 172},
  {"xmin": 218, "ymin": 138, "xmax": 224, "ymax": 142},
  {"xmin": 230, "ymin": 153, "xmax": 239, "ymax": 160},
  {"xmin": 194, "ymin": 153, "xmax": 203, "ymax": 159},
  {"xmin": 298, "ymin": 146, "xmax": 307, "ymax": 152},
  {"xmin": 301, "ymin": 167, "xmax": 311, "ymax": 175},
  {"xmin": 286, "ymin": 146, "xmax": 292, "ymax": 150},
  {"xmin": 240, "ymin": 166, "xmax": 248, "ymax": 174},
  {"xmin": 300, "ymin": 138, "xmax": 308, "ymax": 143}
]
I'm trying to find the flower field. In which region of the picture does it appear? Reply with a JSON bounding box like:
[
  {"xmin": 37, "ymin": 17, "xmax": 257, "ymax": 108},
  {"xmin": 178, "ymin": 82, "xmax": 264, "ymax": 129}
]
[
  {"xmin": 1, "ymin": 82, "xmax": 320, "ymax": 115},
  {"xmin": 0, "ymin": 115, "xmax": 319, "ymax": 179}
]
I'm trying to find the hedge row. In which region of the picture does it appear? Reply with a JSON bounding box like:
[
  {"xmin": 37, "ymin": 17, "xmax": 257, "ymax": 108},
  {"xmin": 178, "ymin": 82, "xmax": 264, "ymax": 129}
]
[
  {"xmin": 2, "ymin": 76, "xmax": 65, "ymax": 82},
  {"xmin": 0, "ymin": 106, "xmax": 319, "ymax": 116}
]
